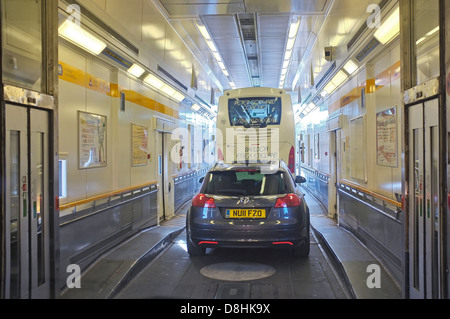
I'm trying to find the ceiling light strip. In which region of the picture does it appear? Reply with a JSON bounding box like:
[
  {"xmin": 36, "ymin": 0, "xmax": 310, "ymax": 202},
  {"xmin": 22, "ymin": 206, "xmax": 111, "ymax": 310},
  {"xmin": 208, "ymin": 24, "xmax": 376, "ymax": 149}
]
[
  {"xmin": 144, "ymin": 74, "xmax": 185, "ymax": 102},
  {"xmin": 196, "ymin": 21, "xmax": 234, "ymax": 89},
  {"xmin": 374, "ymin": 6, "xmax": 400, "ymax": 45},
  {"xmin": 58, "ymin": 20, "xmax": 107, "ymax": 55},
  {"xmin": 279, "ymin": 18, "xmax": 300, "ymax": 89}
]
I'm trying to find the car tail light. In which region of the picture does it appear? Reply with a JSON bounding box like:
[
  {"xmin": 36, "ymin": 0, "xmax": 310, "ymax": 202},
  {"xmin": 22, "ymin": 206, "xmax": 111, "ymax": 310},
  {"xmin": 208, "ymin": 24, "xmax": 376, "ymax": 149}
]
[
  {"xmin": 192, "ymin": 194, "xmax": 216, "ymax": 208},
  {"xmin": 275, "ymin": 194, "xmax": 301, "ymax": 208},
  {"xmin": 199, "ymin": 241, "xmax": 218, "ymax": 245},
  {"xmin": 273, "ymin": 241, "xmax": 294, "ymax": 246},
  {"xmin": 288, "ymin": 146, "xmax": 295, "ymax": 173}
]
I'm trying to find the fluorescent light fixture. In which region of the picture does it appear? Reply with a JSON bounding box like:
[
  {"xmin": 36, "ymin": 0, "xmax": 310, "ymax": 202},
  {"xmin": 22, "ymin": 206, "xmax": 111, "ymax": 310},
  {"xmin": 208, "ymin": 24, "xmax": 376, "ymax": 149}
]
[
  {"xmin": 206, "ymin": 39, "xmax": 218, "ymax": 52},
  {"xmin": 323, "ymin": 82, "xmax": 336, "ymax": 95},
  {"xmin": 286, "ymin": 37, "xmax": 296, "ymax": 51},
  {"xmin": 307, "ymin": 103, "xmax": 316, "ymax": 111},
  {"xmin": 322, "ymin": 70, "xmax": 348, "ymax": 95},
  {"xmin": 59, "ymin": 20, "xmax": 107, "ymax": 55},
  {"xmin": 331, "ymin": 70, "xmax": 348, "ymax": 87},
  {"xmin": 144, "ymin": 74, "xmax": 164, "ymax": 89},
  {"xmin": 158, "ymin": 83, "xmax": 185, "ymax": 102},
  {"xmin": 288, "ymin": 19, "xmax": 300, "ymax": 38},
  {"xmin": 197, "ymin": 23, "xmax": 211, "ymax": 40},
  {"xmin": 279, "ymin": 18, "xmax": 300, "ymax": 88},
  {"xmin": 172, "ymin": 91, "xmax": 185, "ymax": 102},
  {"xmin": 127, "ymin": 64, "xmax": 145, "ymax": 77},
  {"xmin": 144, "ymin": 73, "xmax": 185, "ymax": 102},
  {"xmin": 197, "ymin": 21, "xmax": 232, "ymax": 83},
  {"xmin": 191, "ymin": 104, "xmax": 201, "ymax": 111},
  {"xmin": 343, "ymin": 60, "xmax": 358, "ymax": 74},
  {"xmin": 374, "ymin": 7, "xmax": 400, "ymax": 44},
  {"xmin": 217, "ymin": 61, "xmax": 226, "ymax": 70},
  {"xmin": 161, "ymin": 85, "xmax": 176, "ymax": 96},
  {"xmin": 212, "ymin": 51, "xmax": 222, "ymax": 62},
  {"xmin": 319, "ymin": 90, "xmax": 328, "ymax": 98},
  {"xmin": 284, "ymin": 49, "xmax": 293, "ymax": 61}
]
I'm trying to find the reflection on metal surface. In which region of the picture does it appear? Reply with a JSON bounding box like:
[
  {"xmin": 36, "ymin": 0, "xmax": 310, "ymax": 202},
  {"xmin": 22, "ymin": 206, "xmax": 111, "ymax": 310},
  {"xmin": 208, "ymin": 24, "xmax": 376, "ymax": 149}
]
[
  {"xmin": 200, "ymin": 262, "xmax": 276, "ymax": 281},
  {"xmin": 3, "ymin": 84, "xmax": 54, "ymax": 109}
]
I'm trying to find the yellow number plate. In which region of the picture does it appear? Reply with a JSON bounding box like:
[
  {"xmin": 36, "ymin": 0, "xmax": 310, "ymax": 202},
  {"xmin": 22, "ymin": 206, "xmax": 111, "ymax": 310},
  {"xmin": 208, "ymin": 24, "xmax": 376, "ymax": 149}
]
[{"xmin": 225, "ymin": 209, "xmax": 266, "ymax": 219}]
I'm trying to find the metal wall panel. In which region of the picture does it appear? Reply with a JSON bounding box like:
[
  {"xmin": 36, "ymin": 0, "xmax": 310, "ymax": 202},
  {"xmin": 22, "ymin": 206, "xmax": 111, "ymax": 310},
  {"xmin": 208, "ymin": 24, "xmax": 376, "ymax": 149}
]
[
  {"xmin": 59, "ymin": 187, "xmax": 158, "ymax": 290},
  {"xmin": 173, "ymin": 168, "xmax": 208, "ymax": 212},
  {"xmin": 338, "ymin": 188, "xmax": 403, "ymax": 285}
]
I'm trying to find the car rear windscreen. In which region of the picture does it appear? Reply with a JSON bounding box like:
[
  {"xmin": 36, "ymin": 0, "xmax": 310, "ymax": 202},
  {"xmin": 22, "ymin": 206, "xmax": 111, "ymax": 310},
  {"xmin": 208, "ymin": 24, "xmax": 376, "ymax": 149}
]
[{"xmin": 202, "ymin": 170, "xmax": 292, "ymax": 196}]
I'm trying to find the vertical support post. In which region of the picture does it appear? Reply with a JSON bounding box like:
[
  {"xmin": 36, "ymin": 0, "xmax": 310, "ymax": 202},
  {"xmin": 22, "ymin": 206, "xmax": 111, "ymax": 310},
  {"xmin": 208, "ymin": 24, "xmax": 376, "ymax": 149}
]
[
  {"xmin": 43, "ymin": 0, "xmax": 60, "ymax": 298},
  {"xmin": 399, "ymin": 0, "xmax": 414, "ymax": 299},
  {"xmin": 442, "ymin": 0, "xmax": 450, "ymax": 299}
]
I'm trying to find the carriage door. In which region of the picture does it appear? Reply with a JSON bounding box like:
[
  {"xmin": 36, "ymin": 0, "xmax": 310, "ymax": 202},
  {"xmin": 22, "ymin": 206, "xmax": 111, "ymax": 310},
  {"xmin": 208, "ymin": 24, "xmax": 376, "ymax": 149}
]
[
  {"xmin": 5, "ymin": 104, "xmax": 50, "ymax": 299},
  {"xmin": 154, "ymin": 117, "xmax": 175, "ymax": 222},
  {"xmin": 408, "ymin": 98, "xmax": 442, "ymax": 299}
]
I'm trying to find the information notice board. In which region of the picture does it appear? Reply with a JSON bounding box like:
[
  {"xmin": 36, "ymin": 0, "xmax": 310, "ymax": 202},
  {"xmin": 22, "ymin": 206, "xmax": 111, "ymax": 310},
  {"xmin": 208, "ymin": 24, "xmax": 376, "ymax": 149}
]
[{"xmin": 376, "ymin": 107, "xmax": 397, "ymax": 167}]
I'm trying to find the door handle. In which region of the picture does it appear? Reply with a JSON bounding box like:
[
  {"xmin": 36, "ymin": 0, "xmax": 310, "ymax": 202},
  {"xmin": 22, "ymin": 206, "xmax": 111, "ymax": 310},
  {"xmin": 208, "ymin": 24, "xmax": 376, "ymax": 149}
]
[
  {"xmin": 22, "ymin": 191, "xmax": 28, "ymax": 218},
  {"xmin": 22, "ymin": 176, "xmax": 28, "ymax": 218}
]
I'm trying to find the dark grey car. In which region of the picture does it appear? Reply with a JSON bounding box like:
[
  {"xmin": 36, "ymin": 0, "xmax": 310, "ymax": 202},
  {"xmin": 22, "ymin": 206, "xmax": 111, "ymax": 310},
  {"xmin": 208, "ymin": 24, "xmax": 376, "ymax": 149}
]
[{"xmin": 186, "ymin": 161, "xmax": 310, "ymax": 257}]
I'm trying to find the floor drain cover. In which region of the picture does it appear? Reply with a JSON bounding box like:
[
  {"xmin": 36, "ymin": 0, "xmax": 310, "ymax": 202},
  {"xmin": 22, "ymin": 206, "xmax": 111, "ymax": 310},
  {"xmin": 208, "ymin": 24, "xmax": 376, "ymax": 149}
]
[{"xmin": 200, "ymin": 262, "xmax": 276, "ymax": 281}]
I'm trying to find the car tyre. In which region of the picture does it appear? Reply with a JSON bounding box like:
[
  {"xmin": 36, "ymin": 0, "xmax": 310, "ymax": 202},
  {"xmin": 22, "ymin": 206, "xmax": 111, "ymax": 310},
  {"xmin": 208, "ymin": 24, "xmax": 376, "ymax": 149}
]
[
  {"xmin": 186, "ymin": 232, "xmax": 206, "ymax": 256},
  {"xmin": 292, "ymin": 233, "xmax": 310, "ymax": 258}
]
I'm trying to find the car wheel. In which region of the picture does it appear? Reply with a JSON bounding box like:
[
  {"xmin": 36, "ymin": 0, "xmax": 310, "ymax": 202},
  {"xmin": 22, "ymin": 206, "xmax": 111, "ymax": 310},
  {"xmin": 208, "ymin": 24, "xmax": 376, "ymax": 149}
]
[
  {"xmin": 186, "ymin": 232, "xmax": 206, "ymax": 256},
  {"xmin": 293, "ymin": 233, "xmax": 310, "ymax": 258}
]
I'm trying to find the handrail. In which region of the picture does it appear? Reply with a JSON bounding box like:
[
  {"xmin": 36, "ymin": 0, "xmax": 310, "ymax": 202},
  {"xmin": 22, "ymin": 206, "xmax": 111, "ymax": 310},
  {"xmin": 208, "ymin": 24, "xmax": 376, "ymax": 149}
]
[
  {"xmin": 339, "ymin": 179, "xmax": 401, "ymax": 208},
  {"xmin": 172, "ymin": 167, "xmax": 209, "ymax": 179},
  {"xmin": 59, "ymin": 181, "xmax": 158, "ymax": 211},
  {"xmin": 300, "ymin": 165, "xmax": 331, "ymax": 178}
]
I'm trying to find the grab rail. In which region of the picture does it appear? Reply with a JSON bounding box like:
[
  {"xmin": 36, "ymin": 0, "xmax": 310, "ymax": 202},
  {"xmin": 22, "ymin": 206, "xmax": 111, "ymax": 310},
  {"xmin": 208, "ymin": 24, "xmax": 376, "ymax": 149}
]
[
  {"xmin": 338, "ymin": 179, "xmax": 401, "ymax": 208},
  {"xmin": 59, "ymin": 181, "xmax": 158, "ymax": 211}
]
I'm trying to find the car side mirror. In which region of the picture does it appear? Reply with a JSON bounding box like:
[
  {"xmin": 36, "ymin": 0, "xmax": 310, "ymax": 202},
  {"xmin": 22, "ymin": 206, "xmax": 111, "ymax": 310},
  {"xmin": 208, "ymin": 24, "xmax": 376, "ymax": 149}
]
[
  {"xmin": 199, "ymin": 177, "xmax": 204, "ymax": 184},
  {"xmin": 295, "ymin": 176, "xmax": 306, "ymax": 184}
]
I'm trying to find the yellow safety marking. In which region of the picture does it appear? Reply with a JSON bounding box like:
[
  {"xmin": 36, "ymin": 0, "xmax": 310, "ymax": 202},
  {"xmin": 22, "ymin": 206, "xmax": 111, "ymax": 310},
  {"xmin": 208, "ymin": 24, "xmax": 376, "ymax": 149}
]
[{"xmin": 58, "ymin": 61, "xmax": 179, "ymax": 119}]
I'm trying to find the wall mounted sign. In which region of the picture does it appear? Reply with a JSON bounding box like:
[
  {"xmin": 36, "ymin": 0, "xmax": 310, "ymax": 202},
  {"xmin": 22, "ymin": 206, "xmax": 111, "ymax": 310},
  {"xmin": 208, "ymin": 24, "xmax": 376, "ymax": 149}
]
[
  {"xmin": 376, "ymin": 107, "xmax": 397, "ymax": 167},
  {"xmin": 132, "ymin": 123, "xmax": 149, "ymax": 166},
  {"xmin": 78, "ymin": 111, "xmax": 107, "ymax": 169}
]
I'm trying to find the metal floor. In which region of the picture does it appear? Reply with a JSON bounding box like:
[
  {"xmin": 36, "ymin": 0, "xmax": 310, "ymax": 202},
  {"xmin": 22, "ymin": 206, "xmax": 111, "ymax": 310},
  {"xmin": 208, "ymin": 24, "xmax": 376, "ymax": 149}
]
[{"xmin": 60, "ymin": 190, "xmax": 401, "ymax": 300}]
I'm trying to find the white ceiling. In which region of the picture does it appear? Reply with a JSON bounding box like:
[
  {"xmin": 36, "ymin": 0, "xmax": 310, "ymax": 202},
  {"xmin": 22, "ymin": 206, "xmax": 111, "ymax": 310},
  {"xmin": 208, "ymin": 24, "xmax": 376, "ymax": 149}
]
[{"xmin": 155, "ymin": 0, "xmax": 389, "ymax": 99}]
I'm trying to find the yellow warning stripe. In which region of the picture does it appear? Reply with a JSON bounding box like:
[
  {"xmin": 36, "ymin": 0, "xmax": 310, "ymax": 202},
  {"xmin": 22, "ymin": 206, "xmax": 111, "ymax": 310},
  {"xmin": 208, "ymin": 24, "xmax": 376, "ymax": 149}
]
[{"xmin": 58, "ymin": 61, "xmax": 179, "ymax": 119}]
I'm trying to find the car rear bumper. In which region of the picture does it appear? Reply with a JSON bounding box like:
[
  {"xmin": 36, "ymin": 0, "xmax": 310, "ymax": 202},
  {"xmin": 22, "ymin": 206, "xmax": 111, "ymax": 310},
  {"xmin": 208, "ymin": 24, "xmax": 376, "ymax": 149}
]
[{"xmin": 188, "ymin": 225, "xmax": 309, "ymax": 249}]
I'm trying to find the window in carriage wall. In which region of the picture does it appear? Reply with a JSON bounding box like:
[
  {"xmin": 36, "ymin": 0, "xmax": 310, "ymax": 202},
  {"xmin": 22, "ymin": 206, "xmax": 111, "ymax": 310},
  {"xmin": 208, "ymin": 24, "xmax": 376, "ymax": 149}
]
[
  {"xmin": 413, "ymin": 0, "xmax": 440, "ymax": 86},
  {"xmin": 1, "ymin": 0, "xmax": 44, "ymax": 91}
]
